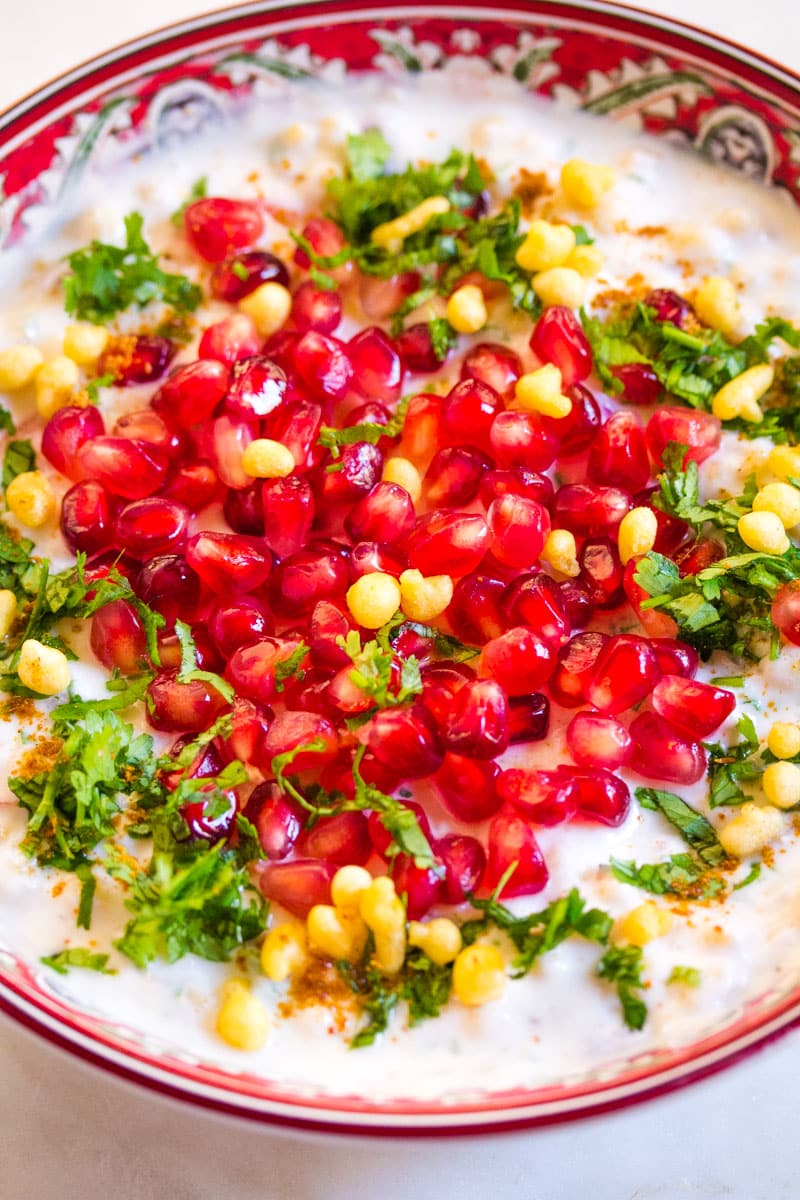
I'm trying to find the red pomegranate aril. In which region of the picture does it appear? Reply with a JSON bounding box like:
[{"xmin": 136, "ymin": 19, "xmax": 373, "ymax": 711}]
[
  {"xmin": 309, "ymin": 600, "xmax": 353, "ymax": 669},
  {"xmin": 256, "ymin": 859, "xmax": 335, "ymax": 919},
  {"xmin": 185, "ymin": 530, "xmax": 271, "ymax": 594},
  {"xmin": 448, "ymin": 573, "xmax": 505, "ymax": 644},
  {"xmin": 425, "ymin": 446, "xmax": 489, "ymax": 507},
  {"xmin": 153, "ymin": 359, "xmax": 230, "ymax": 429},
  {"xmin": 479, "ymin": 468, "xmax": 554, "ymax": 511},
  {"xmin": 645, "ymin": 287, "xmax": 693, "ymax": 327},
  {"xmin": 497, "ymin": 768, "xmax": 577, "ymax": 826},
  {"xmin": 113, "ymin": 409, "xmax": 180, "ymax": 456},
  {"xmin": 530, "ymin": 306, "xmax": 592, "ymax": 386},
  {"xmin": 290, "ymin": 280, "xmax": 342, "ymax": 334},
  {"xmin": 184, "ymin": 196, "xmax": 263, "ymax": 262},
  {"xmin": 650, "ymin": 637, "xmax": 699, "ymax": 679},
  {"xmin": 225, "ymin": 356, "xmax": 288, "ymax": 421},
  {"xmin": 419, "ymin": 662, "xmax": 474, "ymax": 726},
  {"xmin": 553, "ymin": 483, "xmax": 633, "ymax": 535},
  {"xmin": 646, "ymin": 406, "xmax": 722, "ymax": 468},
  {"xmin": 219, "ymin": 697, "xmax": 273, "ymax": 769},
  {"xmin": 198, "ymin": 313, "xmax": 261, "ymax": 365},
  {"xmin": 114, "ymin": 497, "xmax": 189, "ymax": 557},
  {"xmin": 549, "ymin": 631, "xmax": 608, "ymax": 708},
  {"xmin": 162, "ymin": 461, "xmax": 220, "ymax": 512},
  {"xmin": 359, "ymin": 271, "xmax": 421, "ymax": 320},
  {"xmin": 76, "ymin": 437, "xmax": 166, "ymax": 500},
  {"xmin": 262, "ymin": 476, "xmax": 315, "ymax": 559},
  {"xmin": 392, "ymin": 855, "xmax": 443, "ymax": 920},
  {"xmin": 585, "ymin": 633, "xmax": 659, "ymax": 715},
  {"xmin": 263, "ymin": 710, "xmax": 338, "ymax": 772},
  {"xmin": 136, "ymin": 554, "xmax": 200, "ymax": 627},
  {"xmin": 587, "ymin": 411, "xmax": 651, "ymax": 494},
  {"xmin": 489, "ymin": 410, "xmax": 559, "ymax": 472},
  {"xmin": 60, "ymin": 480, "xmax": 115, "ymax": 555},
  {"xmin": 161, "ymin": 734, "xmax": 222, "ymax": 791},
  {"xmin": 271, "ymin": 544, "xmax": 349, "ymax": 613},
  {"xmin": 210, "ymin": 597, "xmax": 274, "ymax": 657},
  {"xmin": 349, "ymin": 541, "xmax": 406, "ymax": 580},
  {"xmin": 558, "ymin": 577, "xmax": 595, "ymax": 628},
  {"xmin": 442, "ymin": 378, "xmax": 502, "ymax": 444},
  {"xmin": 629, "ymin": 711, "xmax": 707, "ymax": 785},
  {"xmin": 579, "ymin": 537, "xmax": 625, "ymax": 610},
  {"xmin": 545, "ymin": 383, "xmax": 603, "ymax": 456},
  {"xmin": 502, "ymin": 572, "xmax": 570, "ymax": 648},
  {"xmin": 485, "ymin": 812, "xmax": 549, "ymax": 898},
  {"xmin": 479, "ymin": 626, "xmax": 555, "ymax": 694},
  {"xmin": 772, "ymin": 580, "xmax": 800, "ymax": 645},
  {"xmin": 346, "ymin": 401, "xmax": 390, "ymax": 430},
  {"xmin": 157, "ymin": 625, "xmax": 223, "ymax": 674},
  {"xmin": 675, "ymin": 536, "xmax": 726, "ymax": 578},
  {"xmin": 294, "ymin": 331, "xmax": 353, "ymax": 401},
  {"xmin": 407, "ymin": 510, "xmax": 490, "ymax": 577},
  {"xmin": 113, "ymin": 336, "xmax": 175, "ymax": 386},
  {"xmin": 393, "ymin": 625, "xmax": 435, "ymax": 665},
  {"xmin": 211, "ymin": 250, "xmax": 289, "ymax": 302},
  {"xmin": 83, "ymin": 551, "xmax": 138, "ymax": 593},
  {"xmin": 508, "ymin": 694, "xmax": 550, "ymax": 744},
  {"xmin": 345, "ymin": 481, "xmax": 415, "ymax": 545},
  {"xmin": 443, "ymin": 678, "xmax": 509, "ymax": 760},
  {"xmin": 181, "ymin": 786, "xmax": 237, "ymax": 843},
  {"xmin": 367, "ymin": 705, "xmax": 443, "ymax": 779},
  {"xmin": 267, "ymin": 401, "xmax": 323, "ymax": 474},
  {"xmin": 487, "ymin": 493, "xmax": 550, "ymax": 569},
  {"xmin": 434, "ymin": 752, "xmax": 502, "ymax": 823},
  {"xmin": 223, "ymin": 482, "xmax": 264, "ymax": 535},
  {"xmin": 569, "ymin": 767, "xmax": 631, "ymax": 826},
  {"xmin": 396, "ymin": 322, "xmax": 447, "ymax": 373},
  {"xmin": 460, "ymin": 342, "xmax": 522, "ymax": 399},
  {"xmin": 147, "ymin": 670, "xmax": 228, "ymax": 732},
  {"xmin": 90, "ymin": 599, "xmax": 147, "ymax": 674},
  {"xmin": 652, "ymin": 675, "xmax": 736, "ymax": 739},
  {"xmin": 245, "ymin": 782, "xmax": 302, "ymax": 860},
  {"xmin": 368, "ymin": 801, "xmax": 432, "ymax": 860},
  {"xmin": 294, "ymin": 217, "xmax": 352, "ymax": 282},
  {"xmin": 321, "ymin": 441, "xmax": 383, "ymax": 505},
  {"xmin": 42, "ymin": 405, "xmax": 105, "ymax": 480},
  {"xmin": 399, "ymin": 393, "xmax": 443, "ymax": 463},
  {"xmin": 298, "ymin": 812, "xmax": 372, "ymax": 867},
  {"xmin": 566, "ymin": 711, "xmax": 633, "ymax": 768},
  {"xmin": 226, "ymin": 638, "xmax": 293, "ymax": 705},
  {"xmin": 437, "ymin": 834, "xmax": 486, "ymax": 904},
  {"xmin": 612, "ymin": 362, "xmax": 662, "ymax": 406}
]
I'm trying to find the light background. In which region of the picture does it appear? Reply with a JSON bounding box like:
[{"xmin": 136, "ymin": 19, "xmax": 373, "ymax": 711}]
[{"xmin": 0, "ymin": 2, "xmax": 797, "ymax": 1197}]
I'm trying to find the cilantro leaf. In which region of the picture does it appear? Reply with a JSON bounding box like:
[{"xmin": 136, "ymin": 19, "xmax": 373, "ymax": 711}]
[
  {"xmin": 610, "ymin": 854, "xmax": 724, "ymax": 900},
  {"xmin": 41, "ymin": 948, "xmax": 115, "ymax": 975},
  {"xmin": 175, "ymin": 619, "xmax": 234, "ymax": 704},
  {"xmin": 318, "ymin": 394, "xmax": 411, "ymax": 456},
  {"xmin": 635, "ymin": 787, "xmax": 726, "ymax": 866},
  {"xmin": 274, "ymin": 641, "xmax": 310, "ymax": 692},
  {"xmin": 705, "ymin": 714, "xmax": 763, "ymax": 807},
  {"xmin": 733, "ymin": 861, "xmax": 762, "ymax": 890},
  {"xmin": 597, "ymin": 945, "xmax": 648, "ymax": 1030},
  {"xmin": 346, "ymin": 130, "xmax": 391, "ymax": 182},
  {"xmin": 2, "ymin": 439, "xmax": 35, "ymax": 488},
  {"xmin": 428, "ymin": 316, "xmax": 457, "ymax": 362},
  {"xmin": 341, "ymin": 624, "xmax": 423, "ymax": 709},
  {"xmin": 0, "ymin": 407, "xmax": 15, "ymax": 435}
]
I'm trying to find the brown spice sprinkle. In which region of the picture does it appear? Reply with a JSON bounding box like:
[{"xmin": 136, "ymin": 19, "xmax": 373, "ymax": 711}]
[
  {"xmin": 0, "ymin": 696, "xmax": 38, "ymax": 723},
  {"xmin": 280, "ymin": 958, "xmax": 356, "ymax": 1033},
  {"xmin": 100, "ymin": 334, "xmax": 139, "ymax": 381},
  {"xmin": 762, "ymin": 845, "xmax": 776, "ymax": 870},
  {"xmin": 51, "ymin": 881, "xmax": 66, "ymax": 899},
  {"xmin": 511, "ymin": 168, "xmax": 552, "ymax": 217},
  {"xmin": 14, "ymin": 735, "xmax": 63, "ymax": 780}
]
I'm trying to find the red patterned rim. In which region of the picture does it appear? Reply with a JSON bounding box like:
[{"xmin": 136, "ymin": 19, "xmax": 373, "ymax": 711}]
[{"xmin": 2, "ymin": 0, "xmax": 800, "ymax": 1134}]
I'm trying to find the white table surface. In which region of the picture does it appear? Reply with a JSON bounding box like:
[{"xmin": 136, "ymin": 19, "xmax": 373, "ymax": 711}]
[{"xmin": 1, "ymin": 2, "xmax": 798, "ymax": 1196}]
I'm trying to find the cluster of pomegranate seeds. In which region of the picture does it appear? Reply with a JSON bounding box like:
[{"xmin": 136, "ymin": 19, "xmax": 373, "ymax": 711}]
[{"xmin": 41, "ymin": 191, "xmax": 739, "ymax": 927}]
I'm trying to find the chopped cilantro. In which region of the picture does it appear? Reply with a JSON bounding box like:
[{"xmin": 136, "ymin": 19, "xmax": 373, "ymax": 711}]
[
  {"xmin": 635, "ymin": 787, "xmax": 726, "ymax": 866},
  {"xmin": 597, "ymin": 945, "xmax": 648, "ymax": 1030},
  {"xmin": 175, "ymin": 619, "xmax": 234, "ymax": 704},
  {"xmin": 705, "ymin": 715, "xmax": 763, "ymax": 807},
  {"xmin": 667, "ymin": 964, "xmax": 701, "ymax": 987},
  {"xmin": 610, "ymin": 854, "xmax": 724, "ymax": 900},
  {"xmin": 340, "ymin": 625, "xmax": 423, "ymax": 709},
  {"xmin": 85, "ymin": 372, "xmax": 116, "ymax": 402},
  {"xmin": 0, "ymin": 407, "xmax": 15, "ymax": 435},
  {"xmin": 733, "ymin": 861, "xmax": 762, "ymax": 890},
  {"xmin": 394, "ymin": 621, "xmax": 479, "ymax": 662},
  {"xmin": 41, "ymin": 948, "xmax": 114, "ymax": 975},
  {"xmin": 170, "ymin": 176, "xmax": 208, "ymax": 227},
  {"xmin": 63, "ymin": 212, "xmax": 202, "ymax": 324},
  {"xmin": 2, "ymin": 439, "xmax": 35, "ymax": 488},
  {"xmin": 273, "ymin": 641, "xmax": 310, "ymax": 692},
  {"xmin": 428, "ymin": 316, "xmax": 457, "ymax": 362},
  {"xmin": 318, "ymin": 394, "xmax": 411, "ymax": 456},
  {"xmin": 345, "ymin": 130, "xmax": 392, "ymax": 182},
  {"xmin": 571, "ymin": 224, "xmax": 594, "ymax": 246},
  {"xmin": 53, "ymin": 673, "xmax": 153, "ymax": 721},
  {"xmin": 231, "ymin": 260, "xmax": 250, "ymax": 281}
]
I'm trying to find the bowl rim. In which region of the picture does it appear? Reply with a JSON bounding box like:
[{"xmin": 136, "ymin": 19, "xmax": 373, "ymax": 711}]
[{"xmin": 2, "ymin": 0, "xmax": 800, "ymax": 1136}]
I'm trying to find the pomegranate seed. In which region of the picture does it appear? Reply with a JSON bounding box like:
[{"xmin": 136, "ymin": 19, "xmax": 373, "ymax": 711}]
[
  {"xmin": 185, "ymin": 531, "xmax": 271, "ymax": 594},
  {"xmin": 321, "ymin": 441, "xmax": 383, "ymax": 505},
  {"xmin": 184, "ymin": 196, "xmax": 263, "ymax": 262},
  {"xmin": 530, "ymin": 306, "xmax": 592, "ymax": 386},
  {"xmin": 346, "ymin": 326, "xmax": 405, "ymax": 405},
  {"xmin": 443, "ymin": 678, "xmax": 509, "ymax": 759},
  {"xmin": 566, "ymin": 711, "xmax": 633, "ymax": 768},
  {"xmin": 437, "ymin": 834, "xmax": 486, "ymax": 904},
  {"xmin": 587, "ymin": 411, "xmax": 651, "ymax": 494},
  {"xmin": 508, "ymin": 694, "xmax": 550, "ymax": 744},
  {"xmin": 298, "ymin": 812, "xmax": 372, "ymax": 867},
  {"xmin": 502, "ymin": 572, "xmax": 570, "ymax": 648},
  {"xmin": 136, "ymin": 554, "xmax": 200, "ymax": 628},
  {"xmin": 226, "ymin": 638, "xmax": 295, "ymax": 705},
  {"xmin": 76, "ymin": 437, "xmax": 166, "ymax": 500},
  {"xmin": 645, "ymin": 288, "xmax": 693, "ymax": 327},
  {"xmin": 773, "ymin": 581, "xmax": 800, "ymax": 645},
  {"xmin": 152, "ymin": 359, "xmax": 229, "ymax": 429},
  {"xmin": 485, "ymin": 812, "xmax": 549, "ymax": 898},
  {"xmin": 210, "ymin": 250, "xmax": 289, "ymax": 301},
  {"xmin": 650, "ymin": 637, "xmax": 699, "ymax": 678},
  {"xmin": 114, "ymin": 336, "xmax": 175, "ymax": 386},
  {"xmin": 346, "ymin": 400, "xmax": 390, "ymax": 429},
  {"xmin": 549, "ymin": 631, "xmax": 608, "ymax": 707},
  {"xmin": 652, "ymin": 675, "xmax": 736, "ymax": 739},
  {"xmin": 345, "ymin": 481, "xmax": 415, "ymax": 545},
  {"xmin": 42, "ymin": 405, "xmax": 105, "ymax": 480},
  {"xmin": 294, "ymin": 217, "xmax": 352, "ymax": 283},
  {"xmin": 359, "ymin": 271, "xmax": 421, "ymax": 320},
  {"xmin": 367, "ymin": 705, "xmax": 443, "ymax": 778},
  {"xmin": 60, "ymin": 480, "xmax": 115, "ymax": 554},
  {"xmin": 629, "ymin": 712, "xmax": 707, "ymax": 785},
  {"xmin": 399, "ymin": 393, "xmax": 443, "ymax": 462},
  {"xmin": 349, "ymin": 541, "xmax": 406, "ymax": 580},
  {"xmin": 162, "ymin": 461, "xmax": 220, "ymax": 512},
  {"xmin": 90, "ymin": 599, "xmax": 146, "ymax": 674},
  {"xmin": 262, "ymin": 476, "xmax": 315, "ymax": 559},
  {"xmin": 157, "ymin": 625, "xmax": 223, "ymax": 673},
  {"xmin": 182, "ymin": 786, "xmax": 237, "ymax": 843},
  {"xmin": 271, "ymin": 544, "xmax": 349, "ymax": 613},
  {"xmin": 498, "ymin": 768, "xmax": 577, "ymax": 826},
  {"xmin": 392, "ymin": 855, "xmax": 443, "ymax": 920},
  {"xmin": 489, "ymin": 411, "xmax": 559, "ymax": 472},
  {"xmin": 448, "ymin": 573, "xmax": 506, "ymax": 644},
  {"xmin": 460, "ymin": 342, "xmax": 521, "ymax": 399},
  {"xmin": 407, "ymin": 510, "xmax": 490, "ymax": 577},
  {"xmin": 396, "ymin": 323, "xmax": 447, "ymax": 373},
  {"xmin": 267, "ymin": 400, "xmax": 323, "ymax": 473},
  {"xmin": 442, "ymin": 378, "xmax": 502, "ymax": 444},
  {"xmin": 209, "ymin": 415, "xmax": 253, "ymax": 489},
  {"xmin": 294, "ymin": 331, "xmax": 352, "ymax": 401},
  {"xmin": 434, "ymin": 753, "xmax": 502, "ymax": 822},
  {"xmin": 646, "ymin": 406, "xmax": 722, "ymax": 468},
  {"xmin": 553, "ymin": 483, "xmax": 633, "ymax": 535},
  {"xmin": 219, "ymin": 697, "xmax": 273, "ymax": 770},
  {"xmin": 245, "ymin": 782, "xmax": 302, "ymax": 859},
  {"xmin": 479, "ymin": 626, "xmax": 555, "ymax": 694},
  {"xmin": 368, "ymin": 801, "xmax": 432, "ymax": 859},
  {"xmin": 487, "ymin": 493, "xmax": 550, "ymax": 568},
  {"xmin": 675, "ymin": 536, "xmax": 725, "ymax": 577},
  {"xmin": 225, "ymin": 356, "xmax": 288, "ymax": 421},
  {"xmin": 161, "ymin": 735, "xmax": 222, "ymax": 791},
  {"xmin": 223, "ymin": 482, "xmax": 264, "ymax": 535},
  {"xmin": 290, "ymin": 280, "xmax": 342, "ymax": 334},
  {"xmin": 263, "ymin": 710, "xmax": 338, "ymax": 771},
  {"xmin": 568, "ymin": 767, "xmax": 631, "ymax": 826},
  {"xmin": 419, "ymin": 662, "xmax": 474, "ymax": 726},
  {"xmin": 425, "ymin": 446, "xmax": 489, "ymax": 507},
  {"xmin": 544, "ymin": 383, "xmax": 603, "ymax": 455},
  {"xmin": 309, "ymin": 600, "xmax": 353, "ymax": 669},
  {"xmin": 579, "ymin": 537, "xmax": 626, "ymax": 609},
  {"xmin": 256, "ymin": 859, "xmax": 335, "ymax": 919},
  {"xmin": 114, "ymin": 497, "xmax": 189, "ymax": 557},
  {"xmin": 479, "ymin": 467, "xmax": 554, "ymax": 511},
  {"xmin": 147, "ymin": 670, "xmax": 228, "ymax": 732},
  {"xmin": 612, "ymin": 362, "xmax": 662, "ymax": 406},
  {"xmin": 558, "ymin": 577, "xmax": 595, "ymax": 628},
  {"xmin": 209, "ymin": 597, "xmax": 274, "ymax": 657},
  {"xmin": 112, "ymin": 410, "xmax": 180, "ymax": 460},
  {"xmin": 198, "ymin": 313, "xmax": 261, "ymax": 365},
  {"xmin": 585, "ymin": 633, "xmax": 659, "ymax": 715}
]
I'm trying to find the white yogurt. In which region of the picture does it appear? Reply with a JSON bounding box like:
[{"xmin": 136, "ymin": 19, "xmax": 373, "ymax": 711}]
[{"xmin": 1, "ymin": 70, "xmax": 800, "ymax": 1101}]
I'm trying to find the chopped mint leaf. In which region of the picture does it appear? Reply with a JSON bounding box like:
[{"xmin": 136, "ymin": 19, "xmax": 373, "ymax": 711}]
[
  {"xmin": 705, "ymin": 715, "xmax": 763, "ymax": 807},
  {"xmin": 636, "ymin": 787, "xmax": 726, "ymax": 866},
  {"xmin": 597, "ymin": 945, "xmax": 648, "ymax": 1030},
  {"xmin": 610, "ymin": 854, "xmax": 724, "ymax": 900},
  {"xmin": 41, "ymin": 948, "xmax": 114, "ymax": 975},
  {"xmin": 2, "ymin": 439, "xmax": 35, "ymax": 488}
]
